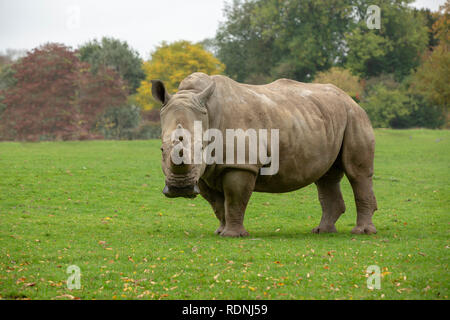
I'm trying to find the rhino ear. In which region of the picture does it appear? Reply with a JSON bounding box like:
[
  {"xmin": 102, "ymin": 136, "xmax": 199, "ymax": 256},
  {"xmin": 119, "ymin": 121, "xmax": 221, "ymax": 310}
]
[
  {"xmin": 196, "ymin": 81, "xmax": 216, "ymax": 106},
  {"xmin": 151, "ymin": 80, "xmax": 171, "ymax": 104}
]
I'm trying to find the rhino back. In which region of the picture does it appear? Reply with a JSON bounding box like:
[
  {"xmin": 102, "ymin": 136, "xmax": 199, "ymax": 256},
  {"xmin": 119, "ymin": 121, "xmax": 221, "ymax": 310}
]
[{"xmin": 205, "ymin": 76, "xmax": 353, "ymax": 192}]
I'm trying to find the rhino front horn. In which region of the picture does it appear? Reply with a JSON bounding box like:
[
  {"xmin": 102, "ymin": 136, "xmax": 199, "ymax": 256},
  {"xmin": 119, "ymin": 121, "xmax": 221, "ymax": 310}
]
[
  {"xmin": 162, "ymin": 185, "xmax": 170, "ymax": 196},
  {"xmin": 193, "ymin": 184, "xmax": 200, "ymax": 195}
]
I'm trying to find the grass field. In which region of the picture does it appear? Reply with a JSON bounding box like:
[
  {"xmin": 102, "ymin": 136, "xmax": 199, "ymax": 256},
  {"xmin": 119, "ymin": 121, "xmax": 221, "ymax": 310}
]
[{"xmin": 0, "ymin": 129, "xmax": 449, "ymax": 300}]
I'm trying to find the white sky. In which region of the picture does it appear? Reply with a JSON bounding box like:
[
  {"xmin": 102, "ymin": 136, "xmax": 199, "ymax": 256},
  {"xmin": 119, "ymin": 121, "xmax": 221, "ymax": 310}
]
[{"xmin": 0, "ymin": 0, "xmax": 446, "ymax": 60}]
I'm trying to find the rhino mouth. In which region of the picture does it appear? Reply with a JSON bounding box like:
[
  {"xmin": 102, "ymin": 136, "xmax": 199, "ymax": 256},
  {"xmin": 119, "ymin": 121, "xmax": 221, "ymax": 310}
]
[
  {"xmin": 162, "ymin": 165, "xmax": 202, "ymax": 198},
  {"xmin": 162, "ymin": 184, "xmax": 200, "ymax": 198}
]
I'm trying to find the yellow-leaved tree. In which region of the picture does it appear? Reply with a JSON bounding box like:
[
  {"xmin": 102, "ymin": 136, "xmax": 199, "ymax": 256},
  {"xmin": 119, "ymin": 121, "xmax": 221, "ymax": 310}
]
[{"xmin": 136, "ymin": 41, "xmax": 225, "ymax": 110}]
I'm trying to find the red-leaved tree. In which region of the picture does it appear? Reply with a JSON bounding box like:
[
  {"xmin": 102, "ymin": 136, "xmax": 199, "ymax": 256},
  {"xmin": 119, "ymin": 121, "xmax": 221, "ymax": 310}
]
[{"xmin": 0, "ymin": 43, "xmax": 128, "ymax": 140}]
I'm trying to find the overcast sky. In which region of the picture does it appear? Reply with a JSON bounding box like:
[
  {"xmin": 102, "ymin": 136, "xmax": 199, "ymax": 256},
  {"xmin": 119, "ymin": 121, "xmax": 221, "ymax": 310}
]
[{"xmin": 0, "ymin": 0, "xmax": 446, "ymax": 59}]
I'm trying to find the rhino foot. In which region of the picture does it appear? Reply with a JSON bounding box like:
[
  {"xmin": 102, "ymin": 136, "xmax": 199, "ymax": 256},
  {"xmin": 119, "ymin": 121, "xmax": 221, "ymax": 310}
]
[
  {"xmin": 351, "ymin": 224, "xmax": 377, "ymax": 235},
  {"xmin": 220, "ymin": 227, "xmax": 249, "ymax": 237},
  {"xmin": 214, "ymin": 225, "xmax": 225, "ymax": 235},
  {"xmin": 312, "ymin": 225, "xmax": 337, "ymax": 234}
]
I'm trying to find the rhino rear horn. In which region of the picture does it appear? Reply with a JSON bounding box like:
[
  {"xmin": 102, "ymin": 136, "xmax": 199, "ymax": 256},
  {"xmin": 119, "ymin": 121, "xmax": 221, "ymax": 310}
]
[
  {"xmin": 196, "ymin": 81, "xmax": 216, "ymax": 106},
  {"xmin": 151, "ymin": 79, "xmax": 171, "ymax": 104}
]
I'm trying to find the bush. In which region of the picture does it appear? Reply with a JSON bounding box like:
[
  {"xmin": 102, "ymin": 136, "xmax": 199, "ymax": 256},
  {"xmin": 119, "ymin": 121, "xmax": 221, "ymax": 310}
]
[
  {"xmin": 390, "ymin": 94, "xmax": 445, "ymax": 129},
  {"xmin": 132, "ymin": 121, "xmax": 161, "ymax": 139},
  {"xmin": 361, "ymin": 83, "xmax": 445, "ymax": 129},
  {"xmin": 313, "ymin": 67, "xmax": 363, "ymax": 101},
  {"xmin": 361, "ymin": 84, "xmax": 410, "ymax": 128},
  {"xmin": 95, "ymin": 105, "xmax": 141, "ymax": 140},
  {"xmin": 362, "ymin": 74, "xmax": 400, "ymax": 94}
]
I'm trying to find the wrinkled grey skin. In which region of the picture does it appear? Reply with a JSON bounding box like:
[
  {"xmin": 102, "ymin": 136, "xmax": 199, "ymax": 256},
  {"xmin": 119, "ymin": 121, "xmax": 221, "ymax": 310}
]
[{"xmin": 153, "ymin": 72, "xmax": 377, "ymax": 237}]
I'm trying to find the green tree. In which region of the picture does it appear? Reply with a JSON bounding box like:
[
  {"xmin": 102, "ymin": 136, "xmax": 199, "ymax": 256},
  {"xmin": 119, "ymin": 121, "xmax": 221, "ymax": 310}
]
[
  {"xmin": 0, "ymin": 50, "xmax": 21, "ymax": 115},
  {"xmin": 215, "ymin": 0, "xmax": 356, "ymax": 83},
  {"xmin": 345, "ymin": 0, "xmax": 429, "ymax": 80},
  {"xmin": 0, "ymin": 65, "xmax": 17, "ymax": 115},
  {"xmin": 215, "ymin": 0, "xmax": 429, "ymax": 83},
  {"xmin": 0, "ymin": 64, "xmax": 16, "ymax": 91},
  {"xmin": 214, "ymin": 0, "xmax": 274, "ymax": 83},
  {"xmin": 78, "ymin": 37, "xmax": 145, "ymax": 93},
  {"xmin": 136, "ymin": 41, "xmax": 225, "ymax": 110},
  {"xmin": 415, "ymin": 8, "xmax": 440, "ymax": 50}
]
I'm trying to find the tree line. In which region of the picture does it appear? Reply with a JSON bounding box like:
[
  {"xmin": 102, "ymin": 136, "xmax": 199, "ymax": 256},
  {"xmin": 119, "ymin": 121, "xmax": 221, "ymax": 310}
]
[
  {"xmin": 0, "ymin": 0, "xmax": 448, "ymax": 141},
  {"xmin": 211, "ymin": 0, "xmax": 448, "ymax": 128}
]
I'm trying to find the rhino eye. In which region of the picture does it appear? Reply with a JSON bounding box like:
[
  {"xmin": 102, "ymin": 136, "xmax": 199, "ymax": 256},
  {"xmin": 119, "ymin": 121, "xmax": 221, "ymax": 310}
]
[{"xmin": 160, "ymin": 147, "xmax": 164, "ymax": 152}]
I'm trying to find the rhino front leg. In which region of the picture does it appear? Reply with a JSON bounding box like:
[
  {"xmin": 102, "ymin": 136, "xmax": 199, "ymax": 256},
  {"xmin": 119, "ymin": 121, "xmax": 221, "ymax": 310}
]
[
  {"xmin": 221, "ymin": 170, "xmax": 256, "ymax": 237},
  {"xmin": 198, "ymin": 179, "xmax": 226, "ymax": 234}
]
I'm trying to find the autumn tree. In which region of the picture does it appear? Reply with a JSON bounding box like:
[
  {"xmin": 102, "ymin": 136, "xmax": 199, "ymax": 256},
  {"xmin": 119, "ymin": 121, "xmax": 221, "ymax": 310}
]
[
  {"xmin": 136, "ymin": 41, "xmax": 225, "ymax": 110},
  {"xmin": 411, "ymin": 1, "xmax": 449, "ymax": 115},
  {"xmin": 0, "ymin": 43, "xmax": 127, "ymax": 141}
]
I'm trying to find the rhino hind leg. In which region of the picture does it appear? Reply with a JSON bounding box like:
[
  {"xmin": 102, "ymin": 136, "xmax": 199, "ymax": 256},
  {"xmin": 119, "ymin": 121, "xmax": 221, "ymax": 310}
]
[
  {"xmin": 341, "ymin": 112, "xmax": 378, "ymax": 235},
  {"xmin": 221, "ymin": 170, "xmax": 256, "ymax": 237},
  {"xmin": 198, "ymin": 179, "xmax": 226, "ymax": 234},
  {"xmin": 347, "ymin": 177, "xmax": 377, "ymax": 235},
  {"xmin": 312, "ymin": 165, "xmax": 346, "ymax": 234}
]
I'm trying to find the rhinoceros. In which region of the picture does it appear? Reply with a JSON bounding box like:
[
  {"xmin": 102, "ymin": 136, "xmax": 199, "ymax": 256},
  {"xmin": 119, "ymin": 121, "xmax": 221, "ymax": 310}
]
[{"xmin": 152, "ymin": 72, "xmax": 377, "ymax": 237}]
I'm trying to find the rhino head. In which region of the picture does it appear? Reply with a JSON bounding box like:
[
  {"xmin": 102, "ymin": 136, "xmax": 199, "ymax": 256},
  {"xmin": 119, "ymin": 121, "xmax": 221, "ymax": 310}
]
[{"xmin": 151, "ymin": 79, "xmax": 215, "ymax": 198}]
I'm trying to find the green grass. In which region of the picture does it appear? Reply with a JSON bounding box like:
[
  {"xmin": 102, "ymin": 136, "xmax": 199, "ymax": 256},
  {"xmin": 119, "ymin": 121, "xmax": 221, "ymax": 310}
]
[{"xmin": 0, "ymin": 129, "xmax": 449, "ymax": 300}]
